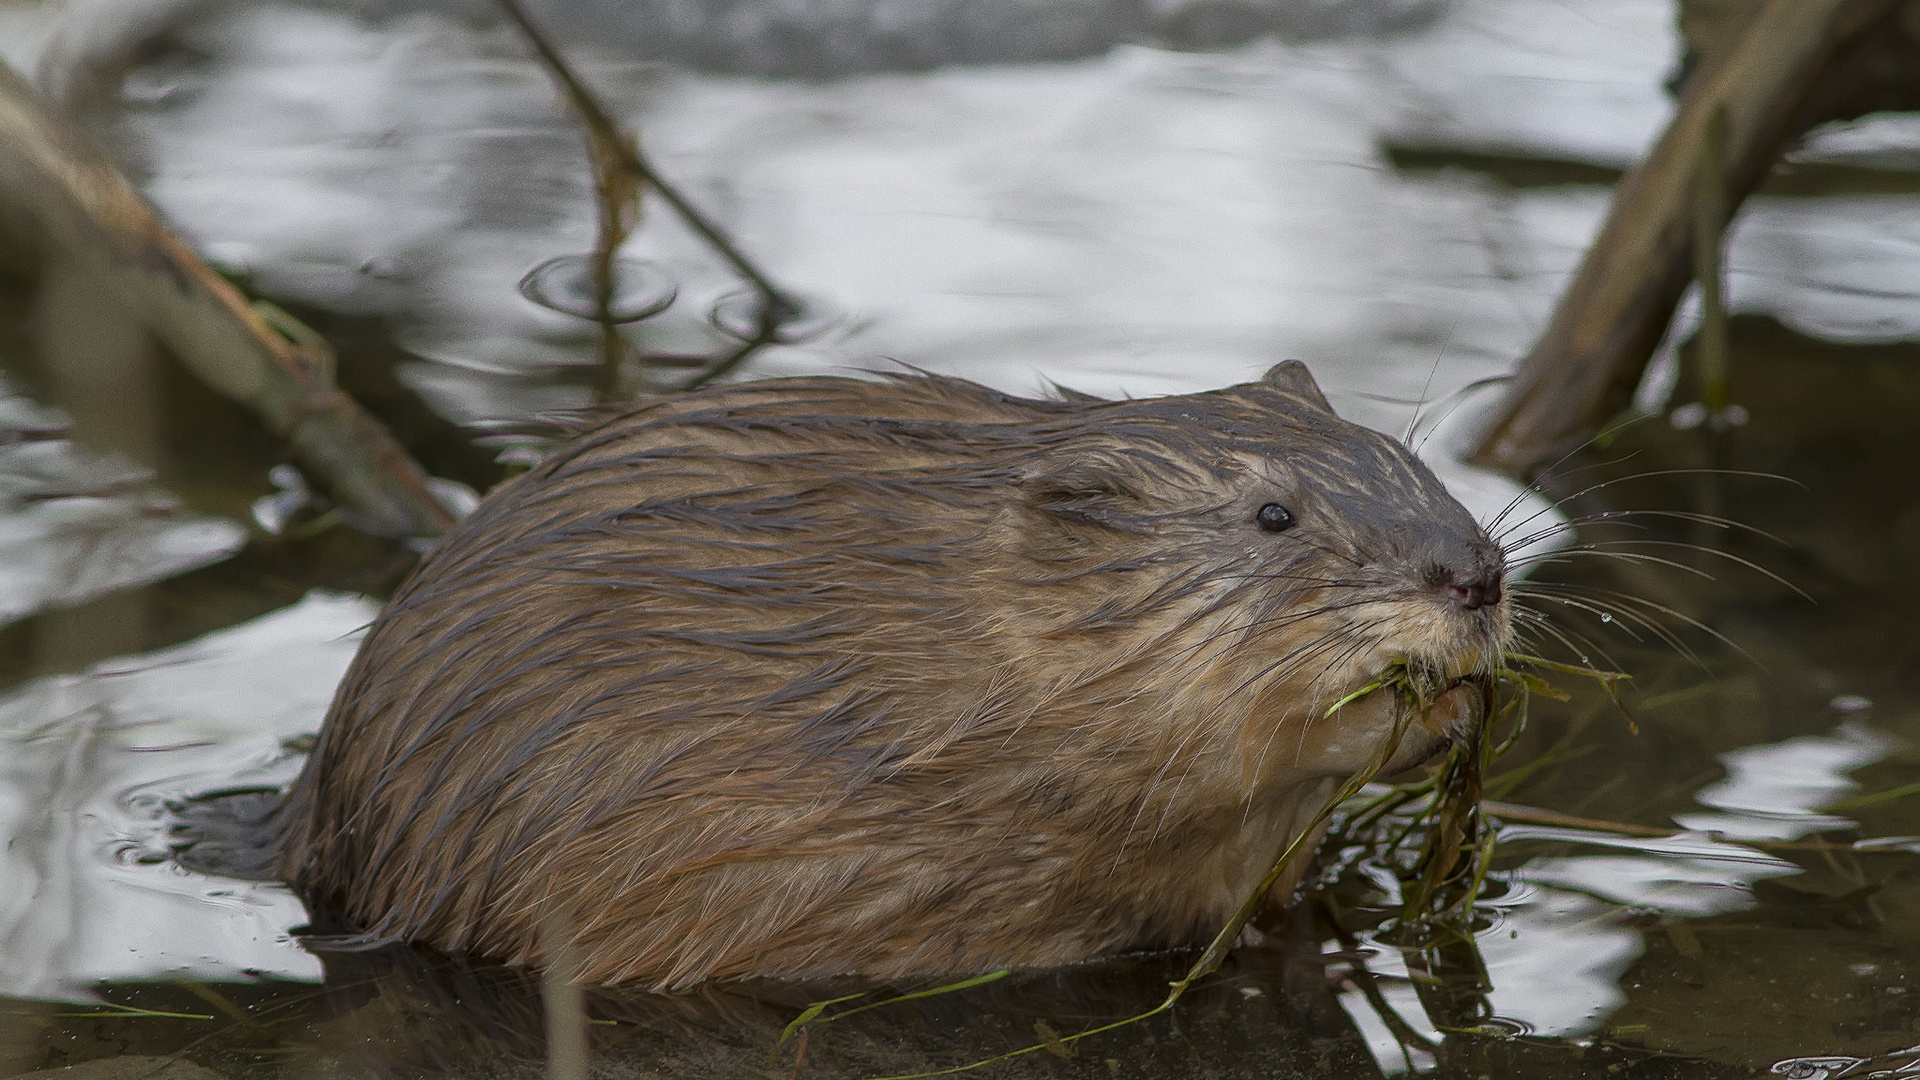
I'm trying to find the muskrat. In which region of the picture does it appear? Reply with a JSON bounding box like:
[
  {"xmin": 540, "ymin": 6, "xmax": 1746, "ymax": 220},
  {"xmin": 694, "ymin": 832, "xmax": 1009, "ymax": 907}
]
[{"xmin": 275, "ymin": 361, "xmax": 1509, "ymax": 990}]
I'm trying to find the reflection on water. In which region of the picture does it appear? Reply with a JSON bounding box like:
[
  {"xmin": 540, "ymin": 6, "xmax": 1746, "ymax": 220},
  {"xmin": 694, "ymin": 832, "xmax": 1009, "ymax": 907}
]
[
  {"xmin": 1476, "ymin": 886, "xmax": 1639, "ymax": 1036},
  {"xmin": 0, "ymin": 373, "xmax": 244, "ymax": 627},
  {"xmin": 0, "ymin": 0, "xmax": 1919, "ymax": 1076},
  {"xmin": 0, "ymin": 593, "xmax": 370, "ymax": 999},
  {"xmin": 1511, "ymin": 831, "xmax": 1799, "ymax": 917},
  {"xmin": 1678, "ymin": 722, "xmax": 1892, "ymax": 841}
]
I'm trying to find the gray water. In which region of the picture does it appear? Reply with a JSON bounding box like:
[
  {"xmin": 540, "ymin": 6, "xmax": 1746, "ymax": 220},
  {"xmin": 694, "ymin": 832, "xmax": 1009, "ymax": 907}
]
[{"xmin": 2, "ymin": 0, "xmax": 1920, "ymax": 1076}]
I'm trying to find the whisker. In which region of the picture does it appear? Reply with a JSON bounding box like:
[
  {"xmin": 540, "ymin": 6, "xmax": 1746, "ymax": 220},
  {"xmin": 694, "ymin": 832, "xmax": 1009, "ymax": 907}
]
[
  {"xmin": 1515, "ymin": 538, "xmax": 1809, "ymax": 601},
  {"xmin": 1483, "ymin": 438, "xmax": 1655, "ymax": 538},
  {"xmin": 1514, "ymin": 587, "xmax": 1702, "ymax": 664},
  {"xmin": 1517, "ymin": 580, "xmax": 1754, "ymax": 661},
  {"xmin": 1508, "ymin": 604, "xmax": 1625, "ymax": 674},
  {"xmin": 1413, "ymin": 375, "xmax": 1507, "ymax": 457},
  {"xmin": 1509, "ymin": 546, "xmax": 1720, "ymax": 581},
  {"xmin": 1493, "ymin": 467, "xmax": 1799, "ymax": 547}
]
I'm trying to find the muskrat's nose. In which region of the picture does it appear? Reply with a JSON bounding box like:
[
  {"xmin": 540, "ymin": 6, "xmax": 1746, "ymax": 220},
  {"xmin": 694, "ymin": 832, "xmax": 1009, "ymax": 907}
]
[{"xmin": 1442, "ymin": 567, "xmax": 1504, "ymax": 612}]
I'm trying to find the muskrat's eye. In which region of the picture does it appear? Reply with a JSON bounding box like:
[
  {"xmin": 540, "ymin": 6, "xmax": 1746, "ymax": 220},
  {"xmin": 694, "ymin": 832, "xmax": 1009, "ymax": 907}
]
[{"xmin": 1255, "ymin": 503, "xmax": 1295, "ymax": 533}]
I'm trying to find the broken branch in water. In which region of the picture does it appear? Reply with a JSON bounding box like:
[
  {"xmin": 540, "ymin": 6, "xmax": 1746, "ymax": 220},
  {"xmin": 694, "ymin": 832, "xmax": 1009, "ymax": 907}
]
[
  {"xmin": 0, "ymin": 59, "xmax": 455, "ymax": 537},
  {"xmin": 1470, "ymin": 0, "xmax": 1910, "ymax": 480}
]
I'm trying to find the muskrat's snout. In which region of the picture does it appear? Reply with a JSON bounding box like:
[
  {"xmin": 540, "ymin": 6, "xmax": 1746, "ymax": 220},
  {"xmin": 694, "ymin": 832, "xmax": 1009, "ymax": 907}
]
[
  {"xmin": 1412, "ymin": 520, "xmax": 1507, "ymax": 615},
  {"xmin": 1436, "ymin": 562, "xmax": 1504, "ymax": 612},
  {"xmin": 1392, "ymin": 538, "xmax": 1510, "ymax": 685}
]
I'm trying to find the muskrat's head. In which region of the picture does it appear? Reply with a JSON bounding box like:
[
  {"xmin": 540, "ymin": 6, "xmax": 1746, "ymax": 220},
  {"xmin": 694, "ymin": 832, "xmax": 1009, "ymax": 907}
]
[{"xmin": 1001, "ymin": 360, "xmax": 1509, "ymax": 785}]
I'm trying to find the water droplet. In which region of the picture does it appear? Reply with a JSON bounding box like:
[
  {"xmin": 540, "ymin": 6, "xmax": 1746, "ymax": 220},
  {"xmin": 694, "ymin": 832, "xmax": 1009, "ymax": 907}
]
[
  {"xmin": 709, "ymin": 287, "xmax": 842, "ymax": 344},
  {"xmin": 1600, "ymin": 613, "xmax": 1613, "ymax": 623},
  {"xmin": 1829, "ymin": 694, "xmax": 1872, "ymax": 713},
  {"xmin": 519, "ymin": 255, "xmax": 676, "ymax": 323}
]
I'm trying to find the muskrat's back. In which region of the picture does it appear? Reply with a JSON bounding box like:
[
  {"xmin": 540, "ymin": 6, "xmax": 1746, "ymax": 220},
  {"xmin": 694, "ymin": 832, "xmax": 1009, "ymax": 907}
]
[{"xmin": 277, "ymin": 363, "xmax": 1508, "ymax": 989}]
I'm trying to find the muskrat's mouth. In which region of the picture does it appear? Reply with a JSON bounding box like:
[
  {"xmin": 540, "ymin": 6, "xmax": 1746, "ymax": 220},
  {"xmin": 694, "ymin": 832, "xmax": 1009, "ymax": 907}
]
[
  {"xmin": 1375, "ymin": 656, "xmax": 1481, "ymax": 703},
  {"xmin": 1354, "ymin": 660, "xmax": 1490, "ymax": 742},
  {"xmin": 1293, "ymin": 660, "xmax": 1489, "ymax": 777}
]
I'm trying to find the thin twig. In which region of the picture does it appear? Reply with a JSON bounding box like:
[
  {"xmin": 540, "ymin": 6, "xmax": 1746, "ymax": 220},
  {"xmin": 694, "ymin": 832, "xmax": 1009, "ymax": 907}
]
[{"xmin": 493, "ymin": 0, "xmax": 793, "ymax": 309}]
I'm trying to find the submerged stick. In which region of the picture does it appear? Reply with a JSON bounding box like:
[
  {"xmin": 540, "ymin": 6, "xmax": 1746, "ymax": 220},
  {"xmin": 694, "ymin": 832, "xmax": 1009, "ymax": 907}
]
[
  {"xmin": 0, "ymin": 59, "xmax": 455, "ymax": 537},
  {"xmin": 1471, "ymin": 0, "xmax": 1902, "ymax": 480}
]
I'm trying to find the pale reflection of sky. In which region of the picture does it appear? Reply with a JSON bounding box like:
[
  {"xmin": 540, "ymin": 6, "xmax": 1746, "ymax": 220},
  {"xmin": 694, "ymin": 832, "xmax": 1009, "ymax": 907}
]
[
  {"xmin": 1444, "ymin": 722, "xmax": 1894, "ymax": 1051},
  {"xmin": 1338, "ymin": 879, "xmax": 1643, "ymax": 1072},
  {"xmin": 1676, "ymin": 722, "xmax": 1893, "ymax": 841},
  {"xmin": 0, "ymin": 376, "xmax": 246, "ymax": 623},
  {"xmin": 1477, "ymin": 884, "xmax": 1640, "ymax": 1035},
  {"xmin": 1338, "ymin": 884, "xmax": 1639, "ymax": 1072},
  {"xmin": 1339, "ymin": 946, "xmax": 1441, "ymax": 1076},
  {"xmin": 0, "ymin": 592, "xmax": 371, "ymax": 1000},
  {"xmin": 1794, "ymin": 112, "xmax": 1920, "ymax": 172},
  {"xmin": 1727, "ymin": 200, "xmax": 1920, "ymax": 345},
  {"xmin": 1509, "ymin": 830, "xmax": 1800, "ymax": 918}
]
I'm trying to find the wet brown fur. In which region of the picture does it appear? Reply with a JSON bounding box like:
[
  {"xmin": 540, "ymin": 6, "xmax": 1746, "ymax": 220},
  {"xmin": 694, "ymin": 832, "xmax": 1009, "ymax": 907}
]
[{"xmin": 275, "ymin": 362, "xmax": 1509, "ymax": 989}]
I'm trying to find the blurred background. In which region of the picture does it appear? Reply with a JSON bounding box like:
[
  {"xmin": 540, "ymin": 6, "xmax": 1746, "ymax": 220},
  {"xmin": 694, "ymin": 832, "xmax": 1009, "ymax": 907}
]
[{"xmin": 2, "ymin": 1, "xmax": 1920, "ymax": 1077}]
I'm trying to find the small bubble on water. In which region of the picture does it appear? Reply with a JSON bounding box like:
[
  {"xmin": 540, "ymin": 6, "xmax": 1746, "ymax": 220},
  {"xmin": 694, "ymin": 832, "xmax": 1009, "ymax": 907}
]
[
  {"xmin": 1829, "ymin": 694, "xmax": 1873, "ymax": 713},
  {"xmin": 519, "ymin": 255, "xmax": 677, "ymax": 323},
  {"xmin": 710, "ymin": 287, "xmax": 843, "ymax": 344}
]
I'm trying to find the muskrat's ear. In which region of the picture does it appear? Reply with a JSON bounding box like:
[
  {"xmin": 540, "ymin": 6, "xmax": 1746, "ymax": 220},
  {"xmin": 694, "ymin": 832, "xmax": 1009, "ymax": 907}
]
[
  {"xmin": 1020, "ymin": 453, "xmax": 1150, "ymax": 530},
  {"xmin": 1262, "ymin": 360, "xmax": 1334, "ymax": 413}
]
